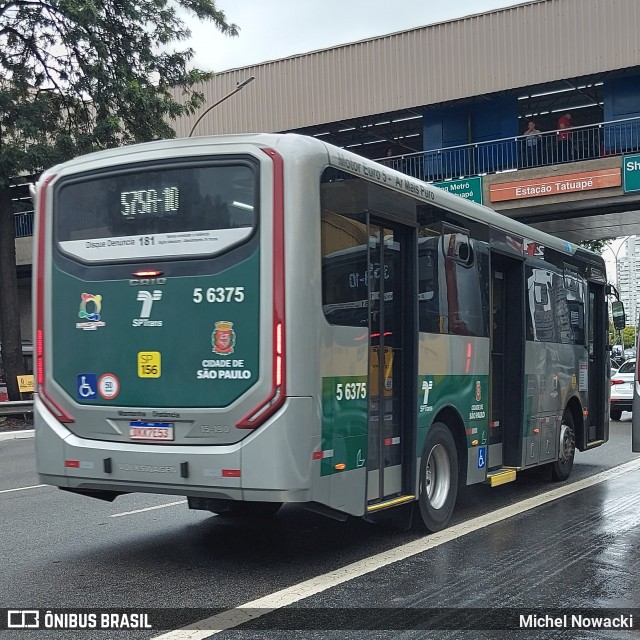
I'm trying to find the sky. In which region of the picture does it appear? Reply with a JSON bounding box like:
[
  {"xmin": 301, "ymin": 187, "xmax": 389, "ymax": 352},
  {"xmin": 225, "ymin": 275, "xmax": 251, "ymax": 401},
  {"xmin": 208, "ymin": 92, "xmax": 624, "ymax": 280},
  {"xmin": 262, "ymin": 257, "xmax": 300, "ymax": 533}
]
[
  {"xmin": 182, "ymin": 0, "xmax": 535, "ymax": 72},
  {"xmin": 603, "ymin": 238, "xmax": 625, "ymax": 282}
]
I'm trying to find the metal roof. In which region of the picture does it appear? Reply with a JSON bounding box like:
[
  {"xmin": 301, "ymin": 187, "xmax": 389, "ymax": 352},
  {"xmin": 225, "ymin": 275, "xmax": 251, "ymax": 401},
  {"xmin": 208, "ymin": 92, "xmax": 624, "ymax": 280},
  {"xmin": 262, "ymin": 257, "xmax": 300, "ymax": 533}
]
[{"xmin": 174, "ymin": 0, "xmax": 640, "ymax": 143}]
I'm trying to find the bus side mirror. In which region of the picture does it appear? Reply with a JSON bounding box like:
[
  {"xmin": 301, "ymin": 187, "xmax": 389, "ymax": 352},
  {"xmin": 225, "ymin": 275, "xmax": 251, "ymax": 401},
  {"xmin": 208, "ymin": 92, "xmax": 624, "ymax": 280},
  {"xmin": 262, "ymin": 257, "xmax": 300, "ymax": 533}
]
[{"xmin": 611, "ymin": 300, "xmax": 626, "ymax": 330}]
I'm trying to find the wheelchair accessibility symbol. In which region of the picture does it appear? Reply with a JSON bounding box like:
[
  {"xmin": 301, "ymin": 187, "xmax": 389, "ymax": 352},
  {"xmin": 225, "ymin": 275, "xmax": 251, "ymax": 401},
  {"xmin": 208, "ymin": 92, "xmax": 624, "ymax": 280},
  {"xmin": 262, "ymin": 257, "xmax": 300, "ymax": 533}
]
[
  {"xmin": 477, "ymin": 446, "xmax": 486, "ymax": 469},
  {"xmin": 77, "ymin": 374, "xmax": 97, "ymax": 400}
]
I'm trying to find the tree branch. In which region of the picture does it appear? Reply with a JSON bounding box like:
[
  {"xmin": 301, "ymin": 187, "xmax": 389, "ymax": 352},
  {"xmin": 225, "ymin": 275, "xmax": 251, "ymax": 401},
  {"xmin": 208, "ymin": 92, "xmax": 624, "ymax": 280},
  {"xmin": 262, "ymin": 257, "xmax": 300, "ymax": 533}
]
[
  {"xmin": 0, "ymin": 1, "xmax": 59, "ymax": 18},
  {"xmin": 2, "ymin": 24, "xmax": 66, "ymax": 94}
]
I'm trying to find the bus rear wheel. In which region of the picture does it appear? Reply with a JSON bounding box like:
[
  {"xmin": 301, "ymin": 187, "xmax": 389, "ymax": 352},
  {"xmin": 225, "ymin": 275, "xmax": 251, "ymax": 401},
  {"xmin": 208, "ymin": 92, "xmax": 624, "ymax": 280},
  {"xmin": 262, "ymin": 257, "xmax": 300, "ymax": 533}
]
[
  {"xmin": 550, "ymin": 412, "xmax": 575, "ymax": 481},
  {"xmin": 417, "ymin": 422, "xmax": 458, "ymax": 532}
]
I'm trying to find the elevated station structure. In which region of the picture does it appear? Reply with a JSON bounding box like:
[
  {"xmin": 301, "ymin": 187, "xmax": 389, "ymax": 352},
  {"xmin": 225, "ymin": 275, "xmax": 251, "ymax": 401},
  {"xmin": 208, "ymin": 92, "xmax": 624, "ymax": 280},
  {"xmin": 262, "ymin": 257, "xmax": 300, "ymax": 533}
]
[
  {"xmin": 171, "ymin": 0, "xmax": 640, "ymax": 241},
  {"xmin": 176, "ymin": 0, "xmax": 638, "ymax": 151}
]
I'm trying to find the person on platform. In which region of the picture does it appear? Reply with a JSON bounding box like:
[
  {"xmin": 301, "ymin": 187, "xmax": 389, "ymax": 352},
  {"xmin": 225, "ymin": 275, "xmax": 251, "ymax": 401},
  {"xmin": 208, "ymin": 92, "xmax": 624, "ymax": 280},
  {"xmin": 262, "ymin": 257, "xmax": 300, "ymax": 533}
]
[
  {"xmin": 556, "ymin": 112, "xmax": 573, "ymax": 162},
  {"xmin": 522, "ymin": 120, "xmax": 542, "ymax": 167}
]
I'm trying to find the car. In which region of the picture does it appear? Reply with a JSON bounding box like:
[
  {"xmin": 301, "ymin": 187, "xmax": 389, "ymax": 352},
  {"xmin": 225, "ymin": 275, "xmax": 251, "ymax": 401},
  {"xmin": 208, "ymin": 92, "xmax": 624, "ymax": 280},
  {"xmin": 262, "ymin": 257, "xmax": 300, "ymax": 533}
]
[
  {"xmin": 610, "ymin": 358, "xmax": 635, "ymax": 421},
  {"xmin": 611, "ymin": 353, "xmax": 626, "ymax": 368},
  {"xmin": 611, "ymin": 359, "xmax": 620, "ymax": 376}
]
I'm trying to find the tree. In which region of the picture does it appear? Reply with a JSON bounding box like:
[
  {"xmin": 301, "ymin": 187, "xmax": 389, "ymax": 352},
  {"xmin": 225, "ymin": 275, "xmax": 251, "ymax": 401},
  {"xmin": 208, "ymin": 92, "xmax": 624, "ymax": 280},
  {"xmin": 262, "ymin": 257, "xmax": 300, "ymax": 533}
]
[
  {"xmin": 579, "ymin": 238, "xmax": 613, "ymax": 254},
  {"xmin": 0, "ymin": 0, "xmax": 237, "ymax": 399},
  {"xmin": 622, "ymin": 326, "xmax": 636, "ymax": 350}
]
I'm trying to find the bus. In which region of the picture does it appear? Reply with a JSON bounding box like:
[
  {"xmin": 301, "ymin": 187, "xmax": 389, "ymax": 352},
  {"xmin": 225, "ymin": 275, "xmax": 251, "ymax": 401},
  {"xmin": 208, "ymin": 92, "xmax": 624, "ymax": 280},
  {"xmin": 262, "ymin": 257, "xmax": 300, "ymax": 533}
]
[{"xmin": 33, "ymin": 133, "xmax": 614, "ymax": 532}]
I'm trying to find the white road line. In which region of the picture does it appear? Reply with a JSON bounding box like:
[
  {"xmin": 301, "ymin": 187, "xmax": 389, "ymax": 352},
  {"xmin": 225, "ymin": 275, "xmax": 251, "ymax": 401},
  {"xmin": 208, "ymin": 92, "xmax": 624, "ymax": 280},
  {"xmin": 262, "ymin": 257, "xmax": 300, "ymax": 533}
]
[
  {"xmin": 152, "ymin": 457, "xmax": 640, "ymax": 640},
  {"xmin": 0, "ymin": 484, "xmax": 47, "ymax": 494},
  {"xmin": 110, "ymin": 500, "xmax": 187, "ymax": 517}
]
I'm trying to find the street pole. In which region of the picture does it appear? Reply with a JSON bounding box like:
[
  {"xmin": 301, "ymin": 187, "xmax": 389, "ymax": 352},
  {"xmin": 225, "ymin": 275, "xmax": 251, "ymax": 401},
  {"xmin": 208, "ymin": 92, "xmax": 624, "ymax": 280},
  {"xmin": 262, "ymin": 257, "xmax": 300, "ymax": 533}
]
[
  {"xmin": 604, "ymin": 237, "xmax": 631, "ymax": 353},
  {"xmin": 188, "ymin": 76, "xmax": 256, "ymax": 138}
]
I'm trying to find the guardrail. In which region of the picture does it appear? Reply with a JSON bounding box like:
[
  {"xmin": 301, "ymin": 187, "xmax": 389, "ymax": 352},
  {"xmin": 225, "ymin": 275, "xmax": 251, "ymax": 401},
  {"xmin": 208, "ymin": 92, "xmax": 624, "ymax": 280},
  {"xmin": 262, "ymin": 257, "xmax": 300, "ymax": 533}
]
[
  {"xmin": 0, "ymin": 401, "xmax": 34, "ymax": 416},
  {"xmin": 14, "ymin": 211, "xmax": 34, "ymax": 238},
  {"xmin": 377, "ymin": 115, "xmax": 640, "ymax": 182}
]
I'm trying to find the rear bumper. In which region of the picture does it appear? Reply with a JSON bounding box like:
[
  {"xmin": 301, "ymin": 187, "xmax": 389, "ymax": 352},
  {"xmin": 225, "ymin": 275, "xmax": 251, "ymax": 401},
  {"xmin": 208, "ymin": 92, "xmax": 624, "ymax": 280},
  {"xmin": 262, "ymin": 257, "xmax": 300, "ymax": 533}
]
[
  {"xmin": 35, "ymin": 395, "xmax": 315, "ymax": 503},
  {"xmin": 610, "ymin": 398, "xmax": 633, "ymax": 412}
]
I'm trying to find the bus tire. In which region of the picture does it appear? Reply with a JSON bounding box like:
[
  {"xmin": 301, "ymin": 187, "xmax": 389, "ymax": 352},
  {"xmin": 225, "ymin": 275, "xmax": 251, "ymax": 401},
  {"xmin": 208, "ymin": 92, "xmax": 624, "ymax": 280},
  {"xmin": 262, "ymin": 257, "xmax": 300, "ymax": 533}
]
[
  {"xmin": 610, "ymin": 409, "xmax": 622, "ymax": 421},
  {"xmin": 417, "ymin": 422, "xmax": 458, "ymax": 532},
  {"xmin": 550, "ymin": 412, "xmax": 575, "ymax": 481}
]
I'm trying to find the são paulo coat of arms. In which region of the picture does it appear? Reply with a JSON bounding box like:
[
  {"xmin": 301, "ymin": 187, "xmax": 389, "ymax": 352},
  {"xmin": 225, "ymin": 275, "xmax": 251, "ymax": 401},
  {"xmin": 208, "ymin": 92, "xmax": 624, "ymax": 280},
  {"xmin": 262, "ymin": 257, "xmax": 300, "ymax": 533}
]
[{"xmin": 212, "ymin": 321, "xmax": 236, "ymax": 354}]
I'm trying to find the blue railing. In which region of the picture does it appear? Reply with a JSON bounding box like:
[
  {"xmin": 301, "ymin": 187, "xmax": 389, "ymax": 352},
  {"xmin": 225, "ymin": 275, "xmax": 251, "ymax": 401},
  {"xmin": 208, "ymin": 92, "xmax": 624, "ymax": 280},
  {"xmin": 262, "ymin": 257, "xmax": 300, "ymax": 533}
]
[
  {"xmin": 10, "ymin": 117, "xmax": 640, "ymax": 238},
  {"xmin": 14, "ymin": 212, "xmax": 34, "ymax": 238},
  {"xmin": 377, "ymin": 116, "xmax": 640, "ymax": 182}
]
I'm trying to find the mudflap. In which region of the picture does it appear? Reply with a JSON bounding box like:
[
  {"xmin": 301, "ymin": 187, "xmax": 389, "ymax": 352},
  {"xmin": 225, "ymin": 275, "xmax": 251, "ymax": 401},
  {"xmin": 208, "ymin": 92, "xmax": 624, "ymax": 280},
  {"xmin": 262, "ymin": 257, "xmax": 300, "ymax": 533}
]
[{"xmin": 364, "ymin": 501, "xmax": 415, "ymax": 531}]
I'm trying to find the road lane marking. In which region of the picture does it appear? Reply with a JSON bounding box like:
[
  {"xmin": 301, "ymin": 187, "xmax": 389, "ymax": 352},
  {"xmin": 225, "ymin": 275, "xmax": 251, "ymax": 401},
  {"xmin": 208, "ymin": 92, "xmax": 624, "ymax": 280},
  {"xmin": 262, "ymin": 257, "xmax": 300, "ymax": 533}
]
[
  {"xmin": 0, "ymin": 484, "xmax": 47, "ymax": 494},
  {"xmin": 0, "ymin": 484, "xmax": 187, "ymax": 516},
  {"xmin": 110, "ymin": 500, "xmax": 187, "ymax": 517},
  {"xmin": 152, "ymin": 457, "xmax": 640, "ymax": 639}
]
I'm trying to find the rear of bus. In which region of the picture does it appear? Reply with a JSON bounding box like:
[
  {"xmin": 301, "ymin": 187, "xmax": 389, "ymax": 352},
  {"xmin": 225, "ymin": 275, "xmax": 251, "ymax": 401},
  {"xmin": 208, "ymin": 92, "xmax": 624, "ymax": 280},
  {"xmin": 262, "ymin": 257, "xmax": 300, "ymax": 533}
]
[{"xmin": 33, "ymin": 135, "xmax": 312, "ymax": 508}]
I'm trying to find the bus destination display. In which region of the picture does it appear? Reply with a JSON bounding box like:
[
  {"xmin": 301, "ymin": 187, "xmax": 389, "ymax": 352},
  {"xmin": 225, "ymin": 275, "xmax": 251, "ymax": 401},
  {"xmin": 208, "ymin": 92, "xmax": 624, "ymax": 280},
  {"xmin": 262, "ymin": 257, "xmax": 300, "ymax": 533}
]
[{"xmin": 120, "ymin": 187, "xmax": 180, "ymax": 217}]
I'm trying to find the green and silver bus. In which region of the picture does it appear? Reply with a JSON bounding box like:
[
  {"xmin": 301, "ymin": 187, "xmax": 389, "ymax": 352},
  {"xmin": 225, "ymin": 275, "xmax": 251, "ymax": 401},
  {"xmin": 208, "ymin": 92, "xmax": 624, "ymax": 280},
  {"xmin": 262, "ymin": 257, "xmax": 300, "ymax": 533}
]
[{"xmin": 34, "ymin": 133, "xmax": 612, "ymax": 531}]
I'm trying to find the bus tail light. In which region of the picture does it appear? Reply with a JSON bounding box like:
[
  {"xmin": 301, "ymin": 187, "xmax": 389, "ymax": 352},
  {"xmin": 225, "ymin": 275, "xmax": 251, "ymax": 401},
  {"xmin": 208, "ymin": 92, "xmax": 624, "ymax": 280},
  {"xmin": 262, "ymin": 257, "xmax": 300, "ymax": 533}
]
[
  {"xmin": 237, "ymin": 319, "xmax": 286, "ymax": 428},
  {"xmin": 36, "ymin": 329, "xmax": 44, "ymax": 385},
  {"xmin": 237, "ymin": 148, "xmax": 286, "ymax": 429},
  {"xmin": 35, "ymin": 177, "xmax": 75, "ymax": 424},
  {"xmin": 275, "ymin": 323, "xmax": 283, "ymax": 386}
]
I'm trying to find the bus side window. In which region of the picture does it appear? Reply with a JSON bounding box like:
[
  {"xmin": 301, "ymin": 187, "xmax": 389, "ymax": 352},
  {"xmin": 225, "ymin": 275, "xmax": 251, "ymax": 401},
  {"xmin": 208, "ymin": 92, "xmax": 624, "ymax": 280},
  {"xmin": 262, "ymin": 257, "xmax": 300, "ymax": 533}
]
[
  {"xmin": 535, "ymin": 283, "xmax": 548, "ymax": 305},
  {"xmin": 441, "ymin": 236, "xmax": 489, "ymax": 338},
  {"xmin": 418, "ymin": 250, "xmax": 441, "ymax": 333},
  {"xmin": 526, "ymin": 267, "xmax": 556, "ymax": 342},
  {"xmin": 568, "ymin": 302, "xmax": 585, "ymax": 344},
  {"xmin": 320, "ymin": 205, "xmax": 369, "ymax": 328}
]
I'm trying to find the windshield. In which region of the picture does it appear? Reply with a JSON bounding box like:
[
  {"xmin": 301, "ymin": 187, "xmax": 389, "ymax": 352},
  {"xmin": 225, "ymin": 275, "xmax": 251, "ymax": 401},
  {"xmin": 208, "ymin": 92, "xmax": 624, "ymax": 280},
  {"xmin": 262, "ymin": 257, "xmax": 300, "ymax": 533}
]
[
  {"xmin": 618, "ymin": 360, "xmax": 636, "ymax": 374},
  {"xmin": 54, "ymin": 160, "xmax": 257, "ymax": 262}
]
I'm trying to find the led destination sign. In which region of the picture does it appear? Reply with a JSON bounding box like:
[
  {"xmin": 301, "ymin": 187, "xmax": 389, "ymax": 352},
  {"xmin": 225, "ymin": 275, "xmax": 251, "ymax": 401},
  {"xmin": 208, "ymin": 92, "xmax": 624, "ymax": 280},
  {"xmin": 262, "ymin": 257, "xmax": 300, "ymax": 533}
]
[{"xmin": 120, "ymin": 187, "xmax": 180, "ymax": 217}]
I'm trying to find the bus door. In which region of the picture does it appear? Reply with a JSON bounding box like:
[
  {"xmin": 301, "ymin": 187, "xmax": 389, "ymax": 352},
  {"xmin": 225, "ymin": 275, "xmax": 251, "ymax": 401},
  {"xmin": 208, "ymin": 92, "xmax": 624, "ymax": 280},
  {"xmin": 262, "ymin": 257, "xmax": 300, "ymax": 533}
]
[
  {"xmin": 366, "ymin": 223, "xmax": 417, "ymax": 506},
  {"xmin": 489, "ymin": 254, "xmax": 524, "ymax": 468},
  {"xmin": 586, "ymin": 282, "xmax": 607, "ymax": 444}
]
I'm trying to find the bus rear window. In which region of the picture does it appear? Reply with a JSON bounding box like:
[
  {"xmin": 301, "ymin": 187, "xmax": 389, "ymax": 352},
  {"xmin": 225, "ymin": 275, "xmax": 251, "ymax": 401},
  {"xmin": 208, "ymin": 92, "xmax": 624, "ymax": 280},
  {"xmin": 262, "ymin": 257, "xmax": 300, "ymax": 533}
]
[{"xmin": 54, "ymin": 162, "xmax": 257, "ymax": 262}]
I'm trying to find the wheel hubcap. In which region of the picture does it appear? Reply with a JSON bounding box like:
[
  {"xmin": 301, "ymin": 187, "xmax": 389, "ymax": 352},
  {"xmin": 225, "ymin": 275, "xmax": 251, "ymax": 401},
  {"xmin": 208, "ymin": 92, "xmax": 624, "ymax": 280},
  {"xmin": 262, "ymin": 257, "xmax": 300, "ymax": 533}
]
[
  {"xmin": 425, "ymin": 444, "xmax": 451, "ymax": 509},
  {"xmin": 558, "ymin": 422, "xmax": 575, "ymax": 465}
]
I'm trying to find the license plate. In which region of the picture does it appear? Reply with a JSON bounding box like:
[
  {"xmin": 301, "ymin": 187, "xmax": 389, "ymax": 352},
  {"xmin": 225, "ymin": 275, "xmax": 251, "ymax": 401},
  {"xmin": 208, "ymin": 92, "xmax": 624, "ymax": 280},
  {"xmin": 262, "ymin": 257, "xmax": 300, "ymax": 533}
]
[{"xmin": 129, "ymin": 421, "xmax": 174, "ymax": 441}]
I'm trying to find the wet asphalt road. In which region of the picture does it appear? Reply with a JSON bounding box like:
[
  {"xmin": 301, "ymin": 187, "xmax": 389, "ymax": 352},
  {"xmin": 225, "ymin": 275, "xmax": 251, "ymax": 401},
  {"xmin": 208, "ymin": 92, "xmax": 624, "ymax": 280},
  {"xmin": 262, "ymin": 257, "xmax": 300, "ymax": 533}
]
[{"xmin": 1, "ymin": 417, "xmax": 639, "ymax": 639}]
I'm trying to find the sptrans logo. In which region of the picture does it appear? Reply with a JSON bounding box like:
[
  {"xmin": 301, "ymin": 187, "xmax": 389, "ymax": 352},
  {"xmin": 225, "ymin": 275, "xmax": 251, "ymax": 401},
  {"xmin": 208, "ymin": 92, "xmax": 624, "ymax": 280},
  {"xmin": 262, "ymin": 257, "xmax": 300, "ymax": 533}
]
[{"xmin": 133, "ymin": 290, "xmax": 163, "ymax": 327}]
